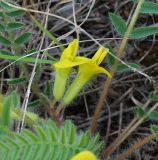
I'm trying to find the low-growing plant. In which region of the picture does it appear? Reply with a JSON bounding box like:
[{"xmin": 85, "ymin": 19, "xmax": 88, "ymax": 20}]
[
  {"xmin": 0, "ymin": 0, "xmax": 158, "ymax": 160},
  {"xmin": 0, "ymin": 119, "xmax": 103, "ymax": 160}
]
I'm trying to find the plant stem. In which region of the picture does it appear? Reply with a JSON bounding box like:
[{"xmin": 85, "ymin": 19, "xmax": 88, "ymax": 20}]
[
  {"xmin": 50, "ymin": 107, "xmax": 60, "ymax": 127},
  {"xmin": 114, "ymin": 134, "xmax": 156, "ymax": 160},
  {"xmin": 50, "ymin": 99, "xmax": 57, "ymax": 109},
  {"xmin": 49, "ymin": 99, "xmax": 60, "ymax": 127},
  {"xmin": 31, "ymin": 84, "xmax": 60, "ymax": 126},
  {"xmin": 90, "ymin": 0, "xmax": 145, "ymax": 135},
  {"xmin": 57, "ymin": 104, "xmax": 65, "ymax": 115}
]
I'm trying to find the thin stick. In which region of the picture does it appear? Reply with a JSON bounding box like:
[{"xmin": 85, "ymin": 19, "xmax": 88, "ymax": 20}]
[
  {"xmin": 90, "ymin": 0, "xmax": 145, "ymax": 135},
  {"xmin": 103, "ymin": 118, "xmax": 138, "ymax": 158},
  {"xmin": 103, "ymin": 96, "xmax": 151, "ymax": 157},
  {"xmin": 114, "ymin": 134, "xmax": 156, "ymax": 160},
  {"xmin": 17, "ymin": 2, "xmax": 50, "ymax": 132},
  {"xmin": 103, "ymin": 101, "xmax": 158, "ymax": 159}
]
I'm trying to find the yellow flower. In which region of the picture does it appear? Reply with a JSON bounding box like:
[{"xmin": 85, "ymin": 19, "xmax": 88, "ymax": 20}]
[
  {"xmin": 62, "ymin": 47, "xmax": 112, "ymax": 105},
  {"xmin": 70, "ymin": 151, "xmax": 97, "ymax": 160},
  {"xmin": 53, "ymin": 39, "xmax": 90, "ymax": 101}
]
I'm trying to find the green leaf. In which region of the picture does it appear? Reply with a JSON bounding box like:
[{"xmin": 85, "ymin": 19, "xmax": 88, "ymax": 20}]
[
  {"xmin": 141, "ymin": 2, "xmax": 158, "ymax": 14},
  {"xmin": 0, "ymin": 12, "xmax": 4, "ymax": 17},
  {"xmin": 38, "ymin": 93, "xmax": 51, "ymax": 106},
  {"xmin": 0, "ymin": 50, "xmax": 54, "ymax": 64},
  {"xmin": 12, "ymin": 108, "xmax": 39, "ymax": 126},
  {"xmin": 14, "ymin": 32, "xmax": 32, "ymax": 45},
  {"xmin": 135, "ymin": 107, "xmax": 145, "ymax": 118},
  {"xmin": 0, "ymin": 93, "xmax": 4, "ymax": 103},
  {"xmin": 105, "ymin": 45, "xmax": 115, "ymax": 67},
  {"xmin": 130, "ymin": 27, "xmax": 158, "ymax": 39},
  {"xmin": 6, "ymin": 10, "xmax": 25, "ymax": 17},
  {"xmin": 149, "ymin": 92, "xmax": 158, "ymax": 102},
  {"xmin": 7, "ymin": 77, "xmax": 28, "ymax": 85},
  {"xmin": 44, "ymin": 81, "xmax": 53, "ymax": 99},
  {"xmin": 148, "ymin": 111, "xmax": 158, "ymax": 121},
  {"xmin": 0, "ymin": 120, "xmax": 103, "ymax": 159},
  {"xmin": 151, "ymin": 125, "xmax": 158, "ymax": 135},
  {"xmin": 1, "ymin": 94, "xmax": 12, "ymax": 127},
  {"xmin": 10, "ymin": 91, "xmax": 19, "ymax": 108},
  {"xmin": 30, "ymin": 15, "xmax": 65, "ymax": 52},
  {"xmin": 117, "ymin": 62, "xmax": 140, "ymax": 72},
  {"xmin": 7, "ymin": 22, "xmax": 24, "ymax": 30},
  {"xmin": 0, "ymin": 92, "xmax": 20, "ymax": 127},
  {"xmin": 0, "ymin": 50, "xmax": 12, "ymax": 55},
  {"xmin": 109, "ymin": 12, "xmax": 127, "ymax": 36},
  {"xmin": 0, "ymin": 35, "xmax": 11, "ymax": 46},
  {"xmin": 0, "ymin": 24, "xmax": 5, "ymax": 31},
  {"xmin": 0, "ymin": 93, "xmax": 38, "ymax": 126},
  {"xmin": 28, "ymin": 100, "xmax": 40, "ymax": 108},
  {"xmin": 0, "ymin": 2, "xmax": 13, "ymax": 10}
]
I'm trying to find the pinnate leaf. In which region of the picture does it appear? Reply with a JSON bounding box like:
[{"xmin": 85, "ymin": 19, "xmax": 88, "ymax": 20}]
[
  {"xmin": 7, "ymin": 22, "xmax": 24, "ymax": 30},
  {"xmin": 141, "ymin": 1, "xmax": 158, "ymax": 14},
  {"xmin": 0, "ymin": 2, "xmax": 13, "ymax": 10},
  {"xmin": 149, "ymin": 92, "xmax": 158, "ymax": 102},
  {"xmin": 0, "ymin": 24, "xmax": 5, "ymax": 31},
  {"xmin": 105, "ymin": 44, "xmax": 115, "ymax": 67},
  {"xmin": 148, "ymin": 111, "xmax": 158, "ymax": 121},
  {"xmin": 109, "ymin": 12, "xmax": 127, "ymax": 36},
  {"xmin": 1, "ymin": 94, "xmax": 12, "ymax": 127},
  {"xmin": 0, "ymin": 35, "xmax": 10, "ymax": 46},
  {"xmin": 151, "ymin": 125, "xmax": 158, "ymax": 135},
  {"xmin": 14, "ymin": 32, "xmax": 32, "ymax": 45},
  {"xmin": 130, "ymin": 26, "xmax": 158, "ymax": 39},
  {"xmin": 6, "ymin": 10, "xmax": 25, "ymax": 17},
  {"xmin": 117, "ymin": 63, "xmax": 140, "ymax": 72},
  {"xmin": 7, "ymin": 77, "xmax": 27, "ymax": 85},
  {"xmin": 135, "ymin": 107, "xmax": 145, "ymax": 118}
]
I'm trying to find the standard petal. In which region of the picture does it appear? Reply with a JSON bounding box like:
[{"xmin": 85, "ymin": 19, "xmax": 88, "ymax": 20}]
[
  {"xmin": 60, "ymin": 39, "xmax": 78, "ymax": 61},
  {"xmin": 92, "ymin": 47, "xmax": 109, "ymax": 65}
]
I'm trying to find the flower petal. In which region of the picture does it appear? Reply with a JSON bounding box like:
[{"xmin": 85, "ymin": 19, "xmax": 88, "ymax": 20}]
[
  {"xmin": 60, "ymin": 39, "xmax": 78, "ymax": 61},
  {"xmin": 92, "ymin": 47, "xmax": 109, "ymax": 65},
  {"xmin": 96, "ymin": 66, "xmax": 112, "ymax": 78},
  {"xmin": 53, "ymin": 68, "xmax": 70, "ymax": 100},
  {"xmin": 53, "ymin": 57, "xmax": 90, "ymax": 68},
  {"xmin": 79, "ymin": 62, "xmax": 111, "ymax": 79},
  {"xmin": 70, "ymin": 151, "xmax": 96, "ymax": 160}
]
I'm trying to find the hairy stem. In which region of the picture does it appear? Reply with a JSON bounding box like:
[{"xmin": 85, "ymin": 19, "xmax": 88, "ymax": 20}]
[
  {"xmin": 102, "ymin": 118, "xmax": 138, "ymax": 158},
  {"xmin": 102, "ymin": 97, "xmax": 152, "ymax": 158},
  {"xmin": 103, "ymin": 102, "xmax": 158, "ymax": 159},
  {"xmin": 32, "ymin": 84, "xmax": 60, "ymax": 127},
  {"xmin": 50, "ymin": 107, "xmax": 60, "ymax": 127},
  {"xmin": 50, "ymin": 99, "xmax": 57, "ymax": 109},
  {"xmin": 57, "ymin": 104, "xmax": 65, "ymax": 115},
  {"xmin": 90, "ymin": 0, "xmax": 145, "ymax": 135},
  {"xmin": 114, "ymin": 134, "xmax": 156, "ymax": 160}
]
